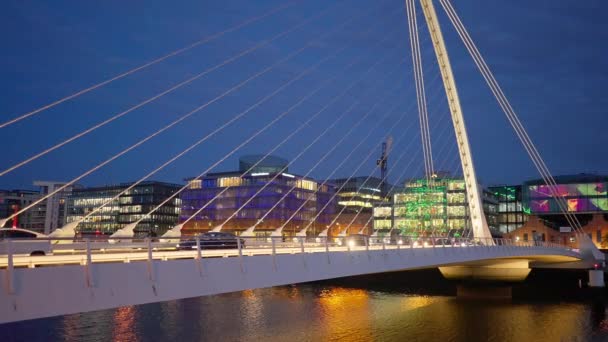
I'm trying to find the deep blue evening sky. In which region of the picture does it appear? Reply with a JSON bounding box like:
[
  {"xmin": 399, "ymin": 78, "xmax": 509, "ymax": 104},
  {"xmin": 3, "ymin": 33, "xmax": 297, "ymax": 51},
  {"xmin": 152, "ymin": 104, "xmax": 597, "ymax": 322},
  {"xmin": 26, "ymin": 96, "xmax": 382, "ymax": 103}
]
[{"xmin": 1, "ymin": 0, "xmax": 607, "ymax": 190}]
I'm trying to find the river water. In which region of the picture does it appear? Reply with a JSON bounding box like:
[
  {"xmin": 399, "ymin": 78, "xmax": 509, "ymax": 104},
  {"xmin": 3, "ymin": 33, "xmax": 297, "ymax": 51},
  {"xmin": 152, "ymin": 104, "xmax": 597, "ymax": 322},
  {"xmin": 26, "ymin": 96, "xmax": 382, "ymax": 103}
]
[{"xmin": 2, "ymin": 270, "xmax": 608, "ymax": 342}]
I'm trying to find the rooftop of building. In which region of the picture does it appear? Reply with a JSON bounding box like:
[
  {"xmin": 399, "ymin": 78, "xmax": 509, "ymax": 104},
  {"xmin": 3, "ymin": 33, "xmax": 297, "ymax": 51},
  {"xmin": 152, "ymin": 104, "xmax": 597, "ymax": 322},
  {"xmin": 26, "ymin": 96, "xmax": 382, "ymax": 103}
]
[
  {"xmin": 186, "ymin": 170, "xmax": 321, "ymax": 183},
  {"xmin": 524, "ymin": 173, "xmax": 608, "ymax": 186},
  {"xmin": 72, "ymin": 181, "xmax": 183, "ymax": 192},
  {"xmin": 0, "ymin": 189, "xmax": 40, "ymax": 195}
]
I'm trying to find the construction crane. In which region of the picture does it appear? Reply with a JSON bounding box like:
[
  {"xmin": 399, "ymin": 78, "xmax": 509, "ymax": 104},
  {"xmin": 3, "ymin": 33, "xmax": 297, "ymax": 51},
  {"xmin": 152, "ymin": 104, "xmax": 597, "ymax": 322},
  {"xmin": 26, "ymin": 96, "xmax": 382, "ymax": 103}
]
[{"xmin": 376, "ymin": 136, "xmax": 393, "ymax": 198}]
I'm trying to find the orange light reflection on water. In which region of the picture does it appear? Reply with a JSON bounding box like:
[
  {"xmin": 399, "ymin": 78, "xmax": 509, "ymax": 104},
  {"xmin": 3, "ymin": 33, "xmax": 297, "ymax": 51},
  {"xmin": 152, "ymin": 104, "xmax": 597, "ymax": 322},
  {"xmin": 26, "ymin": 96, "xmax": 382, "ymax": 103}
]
[
  {"xmin": 317, "ymin": 287, "xmax": 373, "ymax": 341},
  {"xmin": 112, "ymin": 306, "xmax": 138, "ymax": 342}
]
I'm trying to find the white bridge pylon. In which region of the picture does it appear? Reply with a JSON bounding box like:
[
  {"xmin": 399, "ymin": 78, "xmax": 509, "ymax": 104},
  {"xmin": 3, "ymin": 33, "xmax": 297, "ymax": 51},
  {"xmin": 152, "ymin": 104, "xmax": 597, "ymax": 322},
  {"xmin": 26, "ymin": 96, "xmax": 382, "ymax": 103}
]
[{"xmin": 409, "ymin": 0, "xmax": 493, "ymax": 241}]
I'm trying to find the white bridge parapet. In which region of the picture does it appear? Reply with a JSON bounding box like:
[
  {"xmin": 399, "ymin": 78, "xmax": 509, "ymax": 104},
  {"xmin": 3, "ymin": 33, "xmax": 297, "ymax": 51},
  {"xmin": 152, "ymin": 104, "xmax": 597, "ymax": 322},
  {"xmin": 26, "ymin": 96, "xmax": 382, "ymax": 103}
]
[{"xmin": 0, "ymin": 236, "xmax": 583, "ymax": 324}]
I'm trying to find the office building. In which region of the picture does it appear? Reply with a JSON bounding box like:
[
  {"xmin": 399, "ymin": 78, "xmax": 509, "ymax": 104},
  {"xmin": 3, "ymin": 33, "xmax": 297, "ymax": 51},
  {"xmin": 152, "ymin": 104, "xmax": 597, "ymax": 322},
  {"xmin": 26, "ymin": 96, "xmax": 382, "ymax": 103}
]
[
  {"xmin": 503, "ymin": 173, "xmax": 608, "ymax": 248},
  {"xmin": 67, "ymin": 181, "xmax": 182, "ymax": 236},
  {"xmin": 0, "ymin": 189, "xmax": 41, "ymax": 230},
  {"xmin": 328, "ymin": 176, "xmax": 390, "ymax": 235},
  {"xmin": 377, "ymin": 173, "xmax": 498, "ymax": 237},
  {"xmin": 31, "ymin": 181, "xmax": 81, "ymax": 234},
  {"xmin": 180, "ymin": 155, "xmax": 336, "ymax": 237},
  {"xmin": 487, "ymin": 185, "xmax": 527, "ymax": 234}
]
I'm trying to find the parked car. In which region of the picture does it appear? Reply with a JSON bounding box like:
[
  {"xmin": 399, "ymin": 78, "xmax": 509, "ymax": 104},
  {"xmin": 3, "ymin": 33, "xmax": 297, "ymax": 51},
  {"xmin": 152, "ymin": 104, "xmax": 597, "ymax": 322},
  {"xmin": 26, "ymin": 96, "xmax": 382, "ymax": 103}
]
[
  {"xmin": 176, "ymin": 232, "xmax": 245, "ymax": 250},
  {"xmin": 0, "ymin": 228, "xmax": 52, "ymax": 256}
]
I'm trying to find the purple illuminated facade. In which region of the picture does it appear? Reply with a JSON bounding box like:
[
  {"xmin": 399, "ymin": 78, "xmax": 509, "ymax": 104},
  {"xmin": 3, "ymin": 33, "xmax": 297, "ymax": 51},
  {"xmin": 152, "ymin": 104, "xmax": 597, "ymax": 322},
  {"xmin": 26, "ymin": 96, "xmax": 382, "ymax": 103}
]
[
  {"xmin": 180, "ymin": 156, "xmax": 336, "ymax": 237},
  {"xmin": 524, "ymin": 174, "xmax": 608, "ymax": 214}
]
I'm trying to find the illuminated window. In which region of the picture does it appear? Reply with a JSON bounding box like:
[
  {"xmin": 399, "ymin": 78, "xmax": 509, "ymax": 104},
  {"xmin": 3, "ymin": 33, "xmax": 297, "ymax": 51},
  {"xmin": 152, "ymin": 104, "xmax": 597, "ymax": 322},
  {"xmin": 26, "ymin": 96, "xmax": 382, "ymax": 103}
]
[
  {"xmin": 373, "ymin": 207, "xmax": 392, "ymax": 217},
  {"xmin": 448, "ymin": 180, "xmax": 465, "ymax": 191},
  {"xmin": 447, "ymin": 206, "xmax": 466, "ymax": 217},
  {"xmin": 374, "ymin": 219, "xmax": 391, "ymax": 229},
  {"xmin": 338, "ymin": 201, "xmax": 372, "ymax": 208},
  {"xmin": 189, "ymin": 180, "xmax": 201, "ymax": 189},
  {"xmin": 218, "ymin": 177, "xmax": 243, "ymax": 187},
  {"xmin": 296, "ymin": 179, "xmax": 317, "ymax": 191},
  {"xmin": 447, "ymin": 193, "xmax": 465, "ymax": 204}
]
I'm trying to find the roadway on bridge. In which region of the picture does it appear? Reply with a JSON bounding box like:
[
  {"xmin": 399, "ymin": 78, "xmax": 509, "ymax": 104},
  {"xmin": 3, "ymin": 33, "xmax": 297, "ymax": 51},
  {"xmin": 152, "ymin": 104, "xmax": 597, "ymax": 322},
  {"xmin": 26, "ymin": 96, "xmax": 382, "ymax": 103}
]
[{"xmin": 0, "ymin": 242, "xmax": 581, "ymax": 269}]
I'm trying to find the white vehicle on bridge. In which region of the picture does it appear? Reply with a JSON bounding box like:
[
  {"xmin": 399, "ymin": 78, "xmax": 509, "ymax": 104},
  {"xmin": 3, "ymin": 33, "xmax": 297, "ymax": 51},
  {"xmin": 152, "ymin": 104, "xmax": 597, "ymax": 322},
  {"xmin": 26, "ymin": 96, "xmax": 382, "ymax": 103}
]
[{"xmin": 0, "ymin": 228, "xmax": 52, "ymax": 256}]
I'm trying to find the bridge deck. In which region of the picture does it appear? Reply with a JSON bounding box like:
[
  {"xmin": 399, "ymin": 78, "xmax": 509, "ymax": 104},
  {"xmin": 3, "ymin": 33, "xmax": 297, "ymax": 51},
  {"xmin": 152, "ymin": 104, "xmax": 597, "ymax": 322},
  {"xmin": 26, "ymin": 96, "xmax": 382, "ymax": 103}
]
[{"xmin": 0, "ymin": 243, "xmax": 580, "ymax": 324}]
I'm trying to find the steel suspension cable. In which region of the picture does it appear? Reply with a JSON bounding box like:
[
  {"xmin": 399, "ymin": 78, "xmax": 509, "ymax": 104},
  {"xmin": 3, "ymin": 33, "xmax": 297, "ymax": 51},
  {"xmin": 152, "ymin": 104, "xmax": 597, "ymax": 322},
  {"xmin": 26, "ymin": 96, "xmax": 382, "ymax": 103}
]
[
  {"xmin": 240, "ymin": 63, "xmax": 410, "ymax": 234},
  {"xmin": 325, "ymin": 109, "xmax": 418, "ymax": 235},
  {"xmin": 344, "ymin": 81, "xmax": 454, "ymax": 235},
  {"xmin": 298, "ymin": 72, "xmax": 442, "ymax": 235},
  {"xmin": 181, "ymin": 59, "xmax": 408, "ymax": 228},
  {"xmin": 112, "ymin": 20, "xmax": 407, "ymax": 234},
  {"xmin": 278, "ymin": 83, "xmax": 411, "ymax": 235},
  {"xmin": 406, "ymin": 0, "xmax": 434, "ymax": 186},
  {"xmin": 0, "ymin": 0, "xmax": 351, "ymax": 177},
  {"xmin": 438, "ymin": 0, "xmax": 583, "ymax": 232},
  {"xmin": 209, "ymin": 57, "xmax": 408, "ymax": 231},
  {"xmin": 0, "ymin": 3, "xmax": 393, "ymax": 228},
  {"xmin": 72, "ymin": 4, "xmax": 400, "ymax": 224},
  {"xmin": 0, "ymin": 1, "xmax": 299, "ymax": 129}
]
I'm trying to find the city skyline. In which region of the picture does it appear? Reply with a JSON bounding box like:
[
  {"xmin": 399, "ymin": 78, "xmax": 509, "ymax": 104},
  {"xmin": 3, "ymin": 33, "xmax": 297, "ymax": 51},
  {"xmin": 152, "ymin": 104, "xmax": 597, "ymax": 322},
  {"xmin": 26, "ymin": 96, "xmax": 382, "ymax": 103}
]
[{"xmin": 1, "ymin": 0, "xmax": 607, "ymax": 191}]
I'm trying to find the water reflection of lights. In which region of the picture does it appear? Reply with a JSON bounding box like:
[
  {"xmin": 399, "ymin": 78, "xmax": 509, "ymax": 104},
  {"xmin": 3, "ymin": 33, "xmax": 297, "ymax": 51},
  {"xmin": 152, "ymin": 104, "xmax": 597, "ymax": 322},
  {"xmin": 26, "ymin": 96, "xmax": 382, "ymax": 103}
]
[
  {"xmin": 112, "ymin": 306, "xmax": 138, "ymax": 342},
  {"xmin": 241, "ymin": 289, "xmax": 264, "ymax": 336},
  {"xmin": 399, "ymin": 296, "xmax": 438, "ymax": 311},
  {"xmin": 317, "ymin": 288, "xmax": 373, "ymax": 341}
]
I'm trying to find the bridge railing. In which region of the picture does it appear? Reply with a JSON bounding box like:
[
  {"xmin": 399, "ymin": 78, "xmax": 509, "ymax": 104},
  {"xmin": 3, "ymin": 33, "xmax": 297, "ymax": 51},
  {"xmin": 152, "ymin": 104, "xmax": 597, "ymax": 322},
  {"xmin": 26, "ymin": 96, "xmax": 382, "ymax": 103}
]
[
  {"xmin": 0, "ymin": 234, "xmax": 576, "ymax": 269},
  {"xmin": 0, "ymin": 234, "xmax": 580, "ymax": 292}
]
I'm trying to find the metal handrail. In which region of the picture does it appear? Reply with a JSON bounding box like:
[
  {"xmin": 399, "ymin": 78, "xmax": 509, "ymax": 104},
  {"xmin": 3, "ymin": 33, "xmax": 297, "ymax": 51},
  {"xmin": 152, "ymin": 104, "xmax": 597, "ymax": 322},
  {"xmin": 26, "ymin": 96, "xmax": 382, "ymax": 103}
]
[{"xmin": 0, "ymin": 234, "xmax": 579, "ymax": 273}]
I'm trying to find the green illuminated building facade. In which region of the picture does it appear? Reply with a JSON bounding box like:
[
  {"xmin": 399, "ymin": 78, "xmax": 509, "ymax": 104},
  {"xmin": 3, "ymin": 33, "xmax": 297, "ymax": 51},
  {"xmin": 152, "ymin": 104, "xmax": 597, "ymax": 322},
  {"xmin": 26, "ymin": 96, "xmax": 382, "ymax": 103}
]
[
  {"xmin": 375, "ymin": 175, "xmax": 498, "ymax": 237},
  {"xmin": 393, "ymin": 177, "xmax": 467, "ymax": 236}
]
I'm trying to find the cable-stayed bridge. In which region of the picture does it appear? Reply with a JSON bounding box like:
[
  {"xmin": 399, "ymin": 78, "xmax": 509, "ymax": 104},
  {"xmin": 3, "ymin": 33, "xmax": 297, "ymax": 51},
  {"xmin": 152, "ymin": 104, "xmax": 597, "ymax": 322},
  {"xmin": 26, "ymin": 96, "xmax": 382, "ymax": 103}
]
[{"xmin": 0, "ymin": 0, "xmax": 603, "ymax": 324}]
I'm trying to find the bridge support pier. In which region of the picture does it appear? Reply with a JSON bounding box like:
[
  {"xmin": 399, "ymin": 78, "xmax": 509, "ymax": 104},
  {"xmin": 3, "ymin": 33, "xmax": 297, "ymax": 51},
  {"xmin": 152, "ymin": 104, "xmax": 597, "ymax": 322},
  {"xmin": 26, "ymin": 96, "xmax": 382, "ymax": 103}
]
[{"xmin": 438, "ymin": 260, "xmax": 532, "ymax": 283}]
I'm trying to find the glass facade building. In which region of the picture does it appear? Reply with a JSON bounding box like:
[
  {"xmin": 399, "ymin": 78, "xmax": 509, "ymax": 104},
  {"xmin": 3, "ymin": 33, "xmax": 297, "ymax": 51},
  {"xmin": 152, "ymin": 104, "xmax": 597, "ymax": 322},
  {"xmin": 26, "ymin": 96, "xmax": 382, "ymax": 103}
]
[
  {"xmin": 180, "ymin": 157, "xmax": 336, "ymax": 237},
  {"xmin": 328, "ymin": 177, "xmax": 390, "ymax": 235},
  {"xmin": 67, "ymin": 181, "xmax": 182, "ymax": 236},
  {"xmin": 523, "ymin": 174, "xmax": 608, "ymax": 215},
  {"xmin": 488, "ymin": 185, "xmax": 527, "ymax": 234},
  {"xmin": 377, "ymin": 175, "xmax": 498, "ymax": 237},
  {"xmin": 491, "ymin": 174, "xmax": 608, "ymax": 239},
  {"xmin": 0, "ymin": 190, "xmax": 40, "ymax": 230},
  {"xmin": 392, "ymin": 177, "xmax": 468, "ymax": 236}
]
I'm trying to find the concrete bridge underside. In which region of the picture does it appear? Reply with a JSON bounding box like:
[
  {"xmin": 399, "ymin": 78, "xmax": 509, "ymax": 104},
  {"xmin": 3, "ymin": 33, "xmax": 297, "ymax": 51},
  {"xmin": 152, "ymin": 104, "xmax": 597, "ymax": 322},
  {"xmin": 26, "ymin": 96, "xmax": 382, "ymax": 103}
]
[{"xmin": 0, "ymin": 245, "xmax": 581, "ymax": 324}]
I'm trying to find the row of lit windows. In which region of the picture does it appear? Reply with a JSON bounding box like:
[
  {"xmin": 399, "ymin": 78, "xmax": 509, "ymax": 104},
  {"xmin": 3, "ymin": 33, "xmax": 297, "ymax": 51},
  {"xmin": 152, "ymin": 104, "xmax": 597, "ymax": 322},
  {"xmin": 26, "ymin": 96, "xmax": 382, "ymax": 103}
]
[
  {"xmin": 182, "ymin": 187, "xmax": 322, "ymax": 200},
  {"xmin": 338, "ymin": 200, "xmax": 373, "ymax": 208},
  {"xmin": 447, "ymin": 206, "xmax": 466, "ymax": 217},
  {"xmin": 374, "ymin": 219, "xmax": 391, "ymax": 229},
  {"xmin": 498, "ymin": 213, "xmax": 527, "ymax": 223},
  {"xmin": 498, "ymin": 202, "xmax": 523, "ymax": 212},
  {"xmin": 118, "ymin": 214, "xmax": 176, "ymax": 223},
  {"xmin": 394, "ymin": 205, "xmax": 447, "ymax": 217},
  {"xmin": 447, "ymin": 193, "xmax": 465, "ymax": 204},
  {"xmin": 296, "ymin": 179, "xmax": 317, "ymax": 191},
  {"xmin": 394, "ymin": 193, "xmax": 445, "ymax": 204},
  {"xmin": 373, "ymin": 207, "xmax": 392, "ymax": 217},
  {"xmin": 72, "ymin": 198, "xmax": 117, "ymax": 207},
  {"xmin": 338, "ymin": 192, "xmax": 382, "ymax": 201}
]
